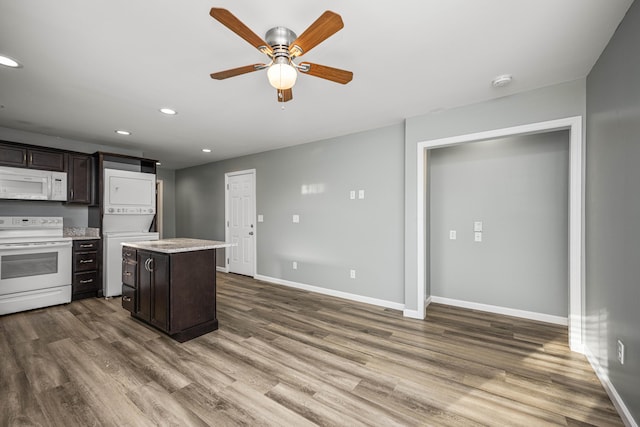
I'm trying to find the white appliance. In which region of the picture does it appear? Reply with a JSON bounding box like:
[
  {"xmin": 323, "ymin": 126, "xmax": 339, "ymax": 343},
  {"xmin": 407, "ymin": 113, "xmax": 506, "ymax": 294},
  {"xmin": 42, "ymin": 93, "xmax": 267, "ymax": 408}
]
[
  {"xmin": 0, "ymin": 216, "xmax": 72, "ymax": 315},
  {"xmin": 101, "ymin": 168, "xmax": 158, "ymax": 297},
  {"xmin": 0, "ymin": 166, "xmax": 67, "ymax": 201},
  {"xmin": 103, "ymin": 231, "xmax": 159, "ymax": 297},
  {"xmin": 102, "ymin": 168, "xmax": 156, "ymax": 233}
]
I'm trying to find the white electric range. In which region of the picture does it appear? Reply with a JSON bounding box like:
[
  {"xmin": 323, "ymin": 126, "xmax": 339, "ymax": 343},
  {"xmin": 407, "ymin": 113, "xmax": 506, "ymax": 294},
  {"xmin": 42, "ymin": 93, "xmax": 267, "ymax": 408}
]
[{"xmin": 0, "ymin": 216, "xmax": 72, "ymax": 315}]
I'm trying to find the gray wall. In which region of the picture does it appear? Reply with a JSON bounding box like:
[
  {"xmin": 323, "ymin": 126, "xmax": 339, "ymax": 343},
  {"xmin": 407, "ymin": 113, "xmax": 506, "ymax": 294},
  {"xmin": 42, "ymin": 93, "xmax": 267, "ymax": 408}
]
[
  {"xmin": 176, "ymin": 124, "xmax": 405, "ymax": 305},
  {"xmin": 429, "ymin": 132, "xmax": 569, "ymax": 317},
  {"xmin": 404, "ymin": 79, "xmax": 586, "ymax": 312},
  {"xmin": 586, "ymin": 0, "xmax": 640, "ymax": 421}
]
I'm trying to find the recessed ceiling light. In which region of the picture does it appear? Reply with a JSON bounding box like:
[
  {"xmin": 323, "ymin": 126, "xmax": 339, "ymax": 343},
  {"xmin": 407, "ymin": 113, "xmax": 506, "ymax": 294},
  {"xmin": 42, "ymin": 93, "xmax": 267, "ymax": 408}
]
[
  {"xmin": 492, "ymin": 74, "xmax": 513, "ymax": 88},
  {"xmin": 115, "ymin": 130, "xmax": 132, "ymax": 136},
  {"xmin": 159, "ymin": 108, "xmax": 177, "ymax": 115},
  {"xmin": 202, "ymin": 148, "xmax": 212, "ymax": 153},
  {"xmin": 0, "ymin": 54, "xmax": 21, "ymax": 68}
]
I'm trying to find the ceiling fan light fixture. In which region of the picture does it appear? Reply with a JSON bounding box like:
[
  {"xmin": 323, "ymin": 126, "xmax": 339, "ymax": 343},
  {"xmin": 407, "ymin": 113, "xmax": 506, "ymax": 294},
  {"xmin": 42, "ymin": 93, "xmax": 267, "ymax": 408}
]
[{"xmin": 267, "ymin": 61, "xmax": 297, "ymax": 90}]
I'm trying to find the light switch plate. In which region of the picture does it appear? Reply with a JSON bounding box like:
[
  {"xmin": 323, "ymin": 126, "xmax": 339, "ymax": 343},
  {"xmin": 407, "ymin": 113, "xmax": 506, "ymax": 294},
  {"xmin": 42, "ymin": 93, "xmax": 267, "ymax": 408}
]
[
  {"xmin": 350, "ymin": 269, "xmax": 356, "ymax": 279},
  {"xmin": 358, "ymin": 190, "xmax": 365, "ymax": 199},
  {"xmin": 474, "ymin": 221, "xmax": 483, "ymax": 232},
  {"xmin": 350, "ymin": 190, "xmax": 356, "ymax": 200},
  {"xmin": 474, "ymin": 232, "xmax": 482, "ymax": 242},
  {"xmin": 292, "ymin": 214, "xmax": 300, "ymax": 223},
  {"xmin": 449, "ymin": 230, "xmax": 457, "ymax": 240},
  {"xmin": 258, "ymin": 214, "xmax": 264, "ymax": 222},
  {"xmin": 292, "ymin": 261, "xmax": 298, "ymax": 270}
]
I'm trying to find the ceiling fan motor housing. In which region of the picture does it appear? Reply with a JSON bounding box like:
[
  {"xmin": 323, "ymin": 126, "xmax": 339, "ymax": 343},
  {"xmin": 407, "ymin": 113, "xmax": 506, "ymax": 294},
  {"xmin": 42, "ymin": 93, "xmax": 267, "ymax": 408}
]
[{"xmin": 265, "ymin": 27, "xmax": 298, "ymax": 59}]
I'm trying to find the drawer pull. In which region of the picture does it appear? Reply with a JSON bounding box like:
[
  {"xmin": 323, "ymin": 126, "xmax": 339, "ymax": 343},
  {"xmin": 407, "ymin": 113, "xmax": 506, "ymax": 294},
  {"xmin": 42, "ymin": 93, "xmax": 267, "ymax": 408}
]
[
  {"xmin": 79, "ymin": 279, "xmax": 94, "ymax": 284},
  {"xmin": 80, "ymin": 244, "xmax": 93, "ymax": 248},
  {"xmin": 122, "ymin": 296, "xmax": 132, "ymax": 302},
  {"xmin": 79, "ymin": 259, "xmax": 94, "ymax": 264},
  {"xmin": 124, "ymin": 272, "xmax": 132, "ymax": 276}
]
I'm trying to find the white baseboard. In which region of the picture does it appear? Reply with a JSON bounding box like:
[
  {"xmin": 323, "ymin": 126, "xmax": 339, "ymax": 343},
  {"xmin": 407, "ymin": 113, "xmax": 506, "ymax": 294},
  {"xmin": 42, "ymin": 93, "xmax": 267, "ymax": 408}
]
[
  {"xmin": 216, "ymin": 266, "xmax": 229, "ymax": 273},
  {"xmin": 584, "ymin": 347, "xmax": 637, "ymax": 427},
  {"xmin": 254, "ymin": 274, "xmax": 405, "ymax": 311},
  {"xmin": 430, "ymin": 296, "xmax": 568, "ymax": 326}
]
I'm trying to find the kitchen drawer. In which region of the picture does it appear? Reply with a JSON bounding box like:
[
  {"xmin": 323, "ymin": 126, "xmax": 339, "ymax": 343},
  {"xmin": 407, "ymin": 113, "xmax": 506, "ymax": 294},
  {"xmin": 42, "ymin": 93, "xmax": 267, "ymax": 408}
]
[
  {"xmin": 122, "ymin": 284, "xmax": 135, "ymax": 313},
  {"xmin": 122, "ymin": 247, "xmax": 137, "ymax": 262},
  {"xmin": 73, "ymin": 271, "xmax": 100, "ymax": 293},
  {"xmin": 122, "ymin": 260, "xmax": 137, "ymax": 287},
  {"xmin": 74, "ymin": 251, "xmax": 98, "ymax": 272},
  {"xmin": 73, "ymin": 240, "xmax": 99, "ymax": 251}
]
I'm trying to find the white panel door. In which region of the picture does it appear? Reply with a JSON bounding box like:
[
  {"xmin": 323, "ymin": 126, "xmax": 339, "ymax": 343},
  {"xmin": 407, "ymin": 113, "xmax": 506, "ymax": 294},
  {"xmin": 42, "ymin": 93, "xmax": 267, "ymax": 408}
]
[{"xmin": 227, "ymin": 172, "xmax": 255, "ymax": 276}]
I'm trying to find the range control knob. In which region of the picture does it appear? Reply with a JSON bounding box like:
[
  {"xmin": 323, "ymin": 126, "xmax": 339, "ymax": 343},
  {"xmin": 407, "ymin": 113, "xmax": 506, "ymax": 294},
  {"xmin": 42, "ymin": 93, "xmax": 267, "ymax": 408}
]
[{"xmin": 108, "ymin": 208, "xmax": 114, "ymax": 213}]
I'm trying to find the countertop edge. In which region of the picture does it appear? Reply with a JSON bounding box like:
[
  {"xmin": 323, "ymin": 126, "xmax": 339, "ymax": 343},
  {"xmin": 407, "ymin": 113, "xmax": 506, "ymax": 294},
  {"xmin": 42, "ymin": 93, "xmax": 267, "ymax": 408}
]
[{"xmin": 122, "ymin": 239, "xmax": 234, "ymax": 254}]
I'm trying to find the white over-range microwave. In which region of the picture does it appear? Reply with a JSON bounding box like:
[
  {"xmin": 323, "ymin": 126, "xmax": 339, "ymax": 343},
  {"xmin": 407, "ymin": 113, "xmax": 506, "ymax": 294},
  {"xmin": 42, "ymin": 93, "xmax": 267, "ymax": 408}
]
[{"xmin": 0, "ymin": 166, "xmax": 67, "ymax": 201}]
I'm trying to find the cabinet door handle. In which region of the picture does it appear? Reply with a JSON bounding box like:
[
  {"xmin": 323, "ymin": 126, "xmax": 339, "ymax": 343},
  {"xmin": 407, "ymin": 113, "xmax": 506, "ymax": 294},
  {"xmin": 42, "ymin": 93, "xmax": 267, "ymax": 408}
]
[
  {"xmin": 124, "ymin": 271, "xmax": 132, "ymax": 276},
  {"xmin": 147, "ymin": 258, "xmax": 154, "ymax": 272},
  {"xmin": 122, "ymin": 296, "xmax": 132, "ymax": 302},
  {"xmin": 124, "ymin": 251, "xmax": 133, "ymax": 257},
  {"xmin": 70, "ymin": 189, "xmax": 74, "ymax": 199},
  {"xmin": 79, "ymin": 259, "xmax": 94, "ymax": 264},
  {"xmin": 79, "ymin": 279, "xmax": 94, "ymax": 284}
]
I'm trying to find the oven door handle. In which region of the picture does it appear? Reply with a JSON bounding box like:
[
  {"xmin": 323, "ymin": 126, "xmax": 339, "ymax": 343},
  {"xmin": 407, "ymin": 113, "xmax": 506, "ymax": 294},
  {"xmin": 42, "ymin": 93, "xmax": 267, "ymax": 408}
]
[{"xmin": 0, "ymin": 241, "xmax": 72, "ymax": 250}]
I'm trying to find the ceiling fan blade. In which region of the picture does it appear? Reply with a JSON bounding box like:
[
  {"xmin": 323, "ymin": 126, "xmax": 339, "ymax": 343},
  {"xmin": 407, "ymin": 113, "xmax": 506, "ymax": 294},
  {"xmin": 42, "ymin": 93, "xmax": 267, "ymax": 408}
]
[
  {"xmin": 277, "ymin": 88, "xmax": 293, "ymax": 102},
  {"xmin": 209, "ymin": 8, "xmax": 272, "ymax": 55},
  {"xmin": 210, "ymin": 64, "xmax": 265, "ymax": 80},
  {"xmin": 289, "ymin": 11, "xmax": 344, "ymax": 57},
  {"xmin": 298, "ymin": 62, "xmax": 353, "ymax": 84}
]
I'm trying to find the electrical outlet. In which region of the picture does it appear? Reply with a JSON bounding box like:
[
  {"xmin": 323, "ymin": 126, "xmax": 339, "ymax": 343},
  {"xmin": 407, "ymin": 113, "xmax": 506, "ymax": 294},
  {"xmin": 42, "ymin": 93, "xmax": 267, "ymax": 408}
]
[
  {"xmin": 292, "ymin": 214, "xmax": 300, "ymax": 223},
  {"xmin": 350, "ymin": 190, "xmax": 356, "ymax": 200},
  {"xmin": 474, "ymin": 232, "xmax": 482, "ymax": 242},
  {"xmin": 474, "ymin": 221, "xmax": 483, "ymax": 232},
  {"xmin": 449, "ymin": 230, "xmax": 457, "ymax": 240},
  {"xmin": 617, "ymin": 339, "xmax": 625, "ymax": 365},
  {"xmin": 258, "ymin": 214, "xmax": 264, "ymax": 222},
  {"xmin": 350, "ymin": 269, "xmax": 356, "ymax": 279},
  {"xmin": 358, "ymin": 190, "xmax": 365, "ymax": 199},
  {"xmin": 292, "ymin": 261, "xmax": 297, "ymax": 270}
]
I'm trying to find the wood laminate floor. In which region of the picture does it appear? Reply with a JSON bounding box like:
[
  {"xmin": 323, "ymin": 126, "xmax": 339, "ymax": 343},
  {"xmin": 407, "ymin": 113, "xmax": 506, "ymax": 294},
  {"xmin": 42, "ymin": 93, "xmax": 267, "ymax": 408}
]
[{"xmin": 0, "ymin": 273, "xmax": 622, "ymax": 426}]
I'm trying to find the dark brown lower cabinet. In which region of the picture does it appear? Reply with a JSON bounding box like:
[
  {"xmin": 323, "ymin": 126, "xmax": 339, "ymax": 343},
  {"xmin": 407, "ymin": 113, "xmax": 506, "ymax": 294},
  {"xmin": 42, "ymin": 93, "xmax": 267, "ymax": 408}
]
[
  {"xmin": 122, "ymin": 247, "xmax": 218, "ymax": 342},
  {"xmin": 71, "ymin": 239, "xmax": 101, "ymax": 300}
]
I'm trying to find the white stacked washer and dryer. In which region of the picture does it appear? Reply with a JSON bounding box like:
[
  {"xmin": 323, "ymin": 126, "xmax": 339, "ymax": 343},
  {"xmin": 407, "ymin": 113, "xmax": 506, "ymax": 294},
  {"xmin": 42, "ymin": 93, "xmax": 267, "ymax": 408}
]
[{"xmin": 102, "ymin": 168, "xmax": 159, "ymax": 297}]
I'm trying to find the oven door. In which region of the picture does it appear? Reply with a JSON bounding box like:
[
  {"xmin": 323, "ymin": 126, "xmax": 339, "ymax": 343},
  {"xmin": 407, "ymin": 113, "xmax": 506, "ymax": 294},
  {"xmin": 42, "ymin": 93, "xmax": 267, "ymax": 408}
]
[{"xmin": 0, "ymin": 240, "xmax": 72, "ymax": 295}]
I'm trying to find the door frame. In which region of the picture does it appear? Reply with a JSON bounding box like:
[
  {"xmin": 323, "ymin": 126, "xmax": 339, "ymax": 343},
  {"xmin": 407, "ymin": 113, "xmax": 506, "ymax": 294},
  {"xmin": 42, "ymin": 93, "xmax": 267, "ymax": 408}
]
[
  {"xmin": 413, "ymin": 116, "xmax": 584, "ymax": 352},
  {"xmin": 224, "ymin": 169, "xmax": 257, "ymax": 277},
  {"xmin": 156, "ymin": 179, "xmax": 164, "ymax": 239}
]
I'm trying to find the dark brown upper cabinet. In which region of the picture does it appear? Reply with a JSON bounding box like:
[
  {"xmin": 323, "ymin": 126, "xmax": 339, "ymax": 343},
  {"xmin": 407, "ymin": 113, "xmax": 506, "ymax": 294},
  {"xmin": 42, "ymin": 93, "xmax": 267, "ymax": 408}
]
[
  {"xmin": 0, "ymin": 142, "xmax": 65, "ymax": 171},
  {"xmin": 66, "ymin": 153, "xmax": 93, "ymax": 204}
]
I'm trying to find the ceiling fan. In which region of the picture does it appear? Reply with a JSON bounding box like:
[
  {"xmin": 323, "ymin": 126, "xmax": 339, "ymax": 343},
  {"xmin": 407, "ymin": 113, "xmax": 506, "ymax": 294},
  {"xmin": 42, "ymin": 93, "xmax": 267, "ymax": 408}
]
[{"xmin": 209, "ymin": 8, "xmax": 353, "ymax": 103}]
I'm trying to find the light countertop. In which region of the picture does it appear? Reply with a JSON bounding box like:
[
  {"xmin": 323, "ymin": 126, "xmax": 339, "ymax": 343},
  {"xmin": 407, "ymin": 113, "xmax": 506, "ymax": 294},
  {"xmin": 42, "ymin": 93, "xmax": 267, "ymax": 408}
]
[
  {"xmin": 64, "ymin": 227, "xmax": 101, "ymax": 240},
  {"xmin": 121, "ymin": 238, "xmax": 234, "ymax": 254}
]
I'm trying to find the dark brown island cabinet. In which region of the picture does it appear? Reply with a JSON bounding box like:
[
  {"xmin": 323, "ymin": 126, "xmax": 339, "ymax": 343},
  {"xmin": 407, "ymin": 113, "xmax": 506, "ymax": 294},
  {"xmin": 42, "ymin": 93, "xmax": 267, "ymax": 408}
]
[{"xmin": 121, "ymin": 238, "xmax": 233, "ymax": 342}]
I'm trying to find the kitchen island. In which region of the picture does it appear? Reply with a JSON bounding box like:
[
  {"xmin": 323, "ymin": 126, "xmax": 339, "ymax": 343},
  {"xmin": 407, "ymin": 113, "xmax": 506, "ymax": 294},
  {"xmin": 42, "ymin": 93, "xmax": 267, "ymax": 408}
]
[{"xmin": 121, "ymin": 238, "xmax": 233, "ymax": 342}]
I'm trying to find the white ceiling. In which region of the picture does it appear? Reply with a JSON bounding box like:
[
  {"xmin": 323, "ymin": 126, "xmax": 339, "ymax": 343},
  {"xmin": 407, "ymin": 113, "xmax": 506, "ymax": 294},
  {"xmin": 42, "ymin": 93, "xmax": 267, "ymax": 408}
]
[{"xmin": 0, "ymin": 0, "xmax": 633, "ymax": 169}]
